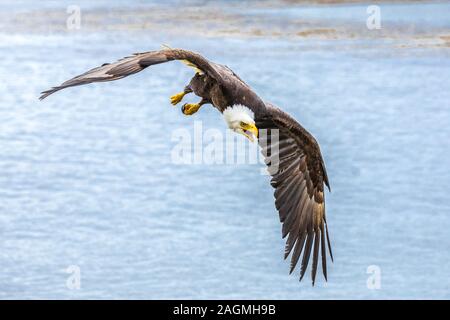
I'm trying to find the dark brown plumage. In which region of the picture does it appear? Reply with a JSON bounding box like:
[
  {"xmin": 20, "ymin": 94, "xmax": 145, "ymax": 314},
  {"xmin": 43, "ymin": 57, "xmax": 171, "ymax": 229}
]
[
  {"xmin": 40, "ymin": 48, "xmax": 332, "ymax": 285},
  {"xmin": 257, "ymin": 105, "xmax": 332, "ymax": 285}
]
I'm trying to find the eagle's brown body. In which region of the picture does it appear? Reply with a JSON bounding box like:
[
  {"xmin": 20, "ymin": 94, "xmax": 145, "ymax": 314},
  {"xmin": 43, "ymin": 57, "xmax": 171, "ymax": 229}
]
[
  {"xmin": 188, "ymin": 64, "xmax": 267, "ymax": 116},
  {"xmin": 40, "ymin": 48, "xmax": 333, "ymax": 285}
]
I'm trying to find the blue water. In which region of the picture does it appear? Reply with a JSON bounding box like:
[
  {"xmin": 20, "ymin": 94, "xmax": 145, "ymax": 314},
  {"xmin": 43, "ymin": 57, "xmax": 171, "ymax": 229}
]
[
  {"xmin": 0, "ymin": 1, "xmax": 450, "ymax": 299},
  {"xmin": 247, "ymin": 1, "xmax": 450, "ymax": 30}
]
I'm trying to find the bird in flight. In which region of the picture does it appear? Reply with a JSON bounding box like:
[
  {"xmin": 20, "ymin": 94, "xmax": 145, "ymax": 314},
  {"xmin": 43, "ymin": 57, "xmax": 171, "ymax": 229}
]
[{"xmin": 40, "ymin": 48, "xmax": 333, "ymax": 285}]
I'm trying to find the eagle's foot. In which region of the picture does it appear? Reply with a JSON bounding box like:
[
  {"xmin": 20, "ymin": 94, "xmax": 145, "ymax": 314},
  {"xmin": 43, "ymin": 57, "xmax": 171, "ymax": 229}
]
[
  {"xmin": 181, "ymin": 103, "xmax": 201, "ymax": 116},
  {"xmin": 170, "ymin": 92, "xmax": 186, "ymax": 105}
]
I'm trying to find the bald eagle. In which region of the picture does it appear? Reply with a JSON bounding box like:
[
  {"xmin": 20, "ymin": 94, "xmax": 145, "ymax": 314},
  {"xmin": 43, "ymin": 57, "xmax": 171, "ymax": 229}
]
[{"xmin": 40, "ymin": 48, "xmax": 333, "ymax": 285}]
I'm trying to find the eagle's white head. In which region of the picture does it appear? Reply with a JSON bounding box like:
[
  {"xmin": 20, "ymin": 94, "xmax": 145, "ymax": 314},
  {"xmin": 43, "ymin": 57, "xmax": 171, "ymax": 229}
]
[{"xmin": 223, "ymin": 104, "xmax": 259, "ymax": 142}]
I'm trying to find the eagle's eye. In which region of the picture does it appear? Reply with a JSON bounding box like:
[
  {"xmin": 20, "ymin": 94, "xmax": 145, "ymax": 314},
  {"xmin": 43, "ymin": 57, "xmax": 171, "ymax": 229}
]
[{"xmin": 239, "ymin": 121, "xmax": 246, "ymax": 127}]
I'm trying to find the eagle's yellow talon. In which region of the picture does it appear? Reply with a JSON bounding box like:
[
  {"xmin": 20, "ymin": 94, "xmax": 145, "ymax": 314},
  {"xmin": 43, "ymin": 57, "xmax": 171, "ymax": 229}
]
[
  {"xmin": 182, "ymin": 103, "xmax": 201, "ymax": 115},
  {"xmin": 170, "ymin": 92, "xmax": 185, "ymax": 105}
]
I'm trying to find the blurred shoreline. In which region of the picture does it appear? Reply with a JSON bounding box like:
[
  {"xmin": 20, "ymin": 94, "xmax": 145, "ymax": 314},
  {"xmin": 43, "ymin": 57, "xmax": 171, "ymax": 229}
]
[{"xmin": 1, "ymin": 0, "xmax": 449, "ymax": 49}]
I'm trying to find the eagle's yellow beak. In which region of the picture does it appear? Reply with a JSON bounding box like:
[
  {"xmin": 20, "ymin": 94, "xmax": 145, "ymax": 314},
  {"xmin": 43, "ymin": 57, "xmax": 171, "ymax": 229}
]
[{"xmin": 240, "ymin": 122, "xmax": 259, "ymax": 142}]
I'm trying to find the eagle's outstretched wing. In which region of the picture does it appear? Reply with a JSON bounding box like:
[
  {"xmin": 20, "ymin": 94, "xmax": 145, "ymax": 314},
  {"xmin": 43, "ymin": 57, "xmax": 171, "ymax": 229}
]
[
  {"xmin": 257, "ymin": 103, "xmax": 332, "ymax": 285},
  {"xmin": 39, "ymin": 49, "xmax": 222, "ymax": 100}
]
